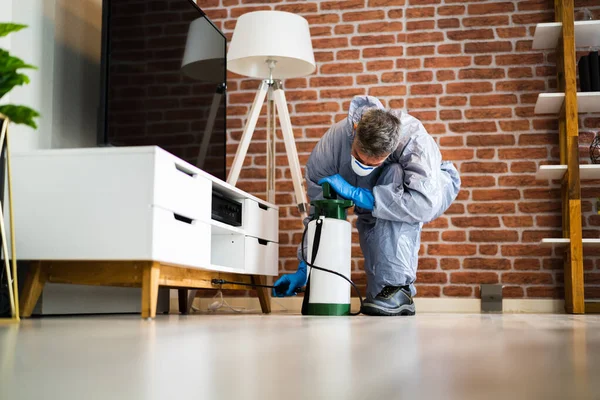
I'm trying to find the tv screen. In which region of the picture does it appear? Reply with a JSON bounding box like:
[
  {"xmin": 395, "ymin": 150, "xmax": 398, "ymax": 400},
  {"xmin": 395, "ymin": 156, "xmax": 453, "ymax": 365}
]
[{"xmin": 99, "ymin": 0, "xmax": 227, "ymax": 180}]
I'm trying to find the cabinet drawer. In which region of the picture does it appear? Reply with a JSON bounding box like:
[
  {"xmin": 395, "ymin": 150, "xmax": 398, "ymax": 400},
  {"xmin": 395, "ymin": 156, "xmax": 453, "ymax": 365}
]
[
  {"xmin": 151, "ymin": 207, "xmax": 211, "ymax": 268},
  {"xmin": 242, "ymin": 199, "xmax": 278, "ymax": 243},
  {"xmin": 244, "ymin": 236, "xmax": 278, "ymax": 276},
  {"xmin": 154, "ymin": 156, "xmax": 211, "ymax": 223}
]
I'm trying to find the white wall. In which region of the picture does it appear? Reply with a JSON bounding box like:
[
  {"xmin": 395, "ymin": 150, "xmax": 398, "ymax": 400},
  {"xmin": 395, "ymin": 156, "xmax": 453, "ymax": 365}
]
[{"xmin": 4, "ymin": 0, "xmax": 102, "ymax": 152}]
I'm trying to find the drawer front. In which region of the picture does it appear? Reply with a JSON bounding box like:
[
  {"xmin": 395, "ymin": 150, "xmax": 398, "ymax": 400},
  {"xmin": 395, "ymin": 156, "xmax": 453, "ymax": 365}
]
[
  {"xmin": 154, "ymin": 155, "xmax": 212, "ymax": 223},
  {"xmin": 152, "ymin": 207, "xmax": 211, "ymax": 268},
  {"xmin": 244, "ymin": 236, "xmax": 278, "ymax": 276},
  {"xmin": 242, "ymin": 199, "xmax": 278, "ymax": 243}
]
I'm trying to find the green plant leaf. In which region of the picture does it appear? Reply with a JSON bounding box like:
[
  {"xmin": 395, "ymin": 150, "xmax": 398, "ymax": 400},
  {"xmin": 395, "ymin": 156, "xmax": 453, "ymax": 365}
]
[
  {"xmin": 0, "ymin": 71, "xmax": 30, "ymax": 100},
  {"xmin": 0, "ymin": 105, "xmax": 40, "ymax": 129},
  {"xmin": 0, "ymin": 49, "xmax": 36, "ymax": 73},
  {"xmin": 0, "ymin": 23, "xmax": 27, "ymax": 37}
]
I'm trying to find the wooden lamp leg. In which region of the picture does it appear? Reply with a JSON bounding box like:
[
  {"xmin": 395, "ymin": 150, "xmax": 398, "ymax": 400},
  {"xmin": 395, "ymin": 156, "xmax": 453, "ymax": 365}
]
[
  {"xmin": 251, "ymin": 275, "xmax": 271, "ymax": 314},
  {"xmin": 19, "ymin": 262, "xmax": 48, "ymax": 317},
  {"xmin": 141, "ymin": 262, "xmax": 160, "ymax": 319}
]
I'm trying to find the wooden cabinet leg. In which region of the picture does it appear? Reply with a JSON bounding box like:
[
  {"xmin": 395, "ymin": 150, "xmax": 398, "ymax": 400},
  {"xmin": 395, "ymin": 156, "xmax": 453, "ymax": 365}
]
[
  {"xmin": 141, "ymin": 262, "xmax": 160, "ymax": 319},
  {"xmin": 251, "ymin": 275, "xmax": 271, "ymax": 314},
  {"xmin": 19, "ymin": 262, "xmax": 47, "ymax": 318},
  {"xmin": 178, "ymin": 289, "xmax": 188, "ymax": 314}
]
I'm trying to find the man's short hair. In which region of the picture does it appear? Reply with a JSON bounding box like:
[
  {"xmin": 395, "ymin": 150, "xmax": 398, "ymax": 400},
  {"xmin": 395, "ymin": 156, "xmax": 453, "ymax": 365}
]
[{"xmin": 355, "ymin": 109, "xmax": 402, "ymax": 158}]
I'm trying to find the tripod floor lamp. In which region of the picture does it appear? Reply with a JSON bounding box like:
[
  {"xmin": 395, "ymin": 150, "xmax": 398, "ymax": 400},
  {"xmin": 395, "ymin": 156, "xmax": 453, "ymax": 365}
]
[{"xmin": 226, "ymin": 11, "xmax": 316, "ymax": 217}]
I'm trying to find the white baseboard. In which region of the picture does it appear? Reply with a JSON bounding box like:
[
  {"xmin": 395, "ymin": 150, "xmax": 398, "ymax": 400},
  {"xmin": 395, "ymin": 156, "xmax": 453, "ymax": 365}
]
[{"xmin": 170, "ymin": 292, "xmax": 565, "ymax": 314}]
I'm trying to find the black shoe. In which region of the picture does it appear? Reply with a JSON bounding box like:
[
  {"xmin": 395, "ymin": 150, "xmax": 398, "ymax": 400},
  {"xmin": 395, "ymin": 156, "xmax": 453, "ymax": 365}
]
[{"xmin": 361, "ymin": 285, "xmax": 416, "ymax": 316}]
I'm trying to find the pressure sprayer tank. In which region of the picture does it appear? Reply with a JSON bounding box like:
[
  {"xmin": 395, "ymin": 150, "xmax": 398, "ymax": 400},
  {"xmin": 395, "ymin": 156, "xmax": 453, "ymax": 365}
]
[{"xmin": 302, "ymin": 182, "xmax": 354, "ymax": 316}]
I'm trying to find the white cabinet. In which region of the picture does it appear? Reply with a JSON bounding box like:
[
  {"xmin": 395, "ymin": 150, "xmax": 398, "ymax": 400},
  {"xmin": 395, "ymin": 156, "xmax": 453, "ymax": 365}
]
[{"xmin": 10, "ymin": 146, "xmax": 279, "ymax": 276}]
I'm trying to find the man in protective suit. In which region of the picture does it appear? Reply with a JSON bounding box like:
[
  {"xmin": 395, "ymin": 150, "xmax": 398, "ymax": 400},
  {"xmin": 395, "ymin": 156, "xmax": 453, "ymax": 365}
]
[{"xmin": 273, "ymin": 96, "xmax": 461, "ymax": 316}]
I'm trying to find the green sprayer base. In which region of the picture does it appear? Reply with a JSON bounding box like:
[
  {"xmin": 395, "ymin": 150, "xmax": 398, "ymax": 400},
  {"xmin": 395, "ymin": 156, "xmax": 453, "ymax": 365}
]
[{"xmin": 305, "ymin": 303, "xmax": 351, "ymax": 316}]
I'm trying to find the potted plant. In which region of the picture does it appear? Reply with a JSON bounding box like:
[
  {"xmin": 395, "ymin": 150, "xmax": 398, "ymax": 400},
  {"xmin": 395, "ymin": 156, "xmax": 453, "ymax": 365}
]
[{"xmin": 0, "ymin": 22, "xmax": 39, "ymax": 320}]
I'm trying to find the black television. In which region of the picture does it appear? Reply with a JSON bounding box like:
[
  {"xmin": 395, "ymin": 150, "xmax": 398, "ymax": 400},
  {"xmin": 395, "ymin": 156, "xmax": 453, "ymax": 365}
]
[{"xmin": 98, "ymin": 0, "xmax": 227, "ymax": 180}]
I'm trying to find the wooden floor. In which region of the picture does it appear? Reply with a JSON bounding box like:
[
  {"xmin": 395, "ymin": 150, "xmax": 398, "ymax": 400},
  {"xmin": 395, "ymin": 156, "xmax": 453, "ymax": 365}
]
[{"xmin": 1, "ymin": 313, "xmax": 600, "ymax": 399}]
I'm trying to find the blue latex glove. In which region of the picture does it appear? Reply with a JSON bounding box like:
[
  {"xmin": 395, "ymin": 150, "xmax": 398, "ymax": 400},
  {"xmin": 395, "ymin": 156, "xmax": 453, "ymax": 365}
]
[
  {"xmin": 272, "ymin": 261, "xmax": 308, "ymax": 297},
  {"xmin": 318, "ymin": 174, "xmax": 374, "ymax": 210}
]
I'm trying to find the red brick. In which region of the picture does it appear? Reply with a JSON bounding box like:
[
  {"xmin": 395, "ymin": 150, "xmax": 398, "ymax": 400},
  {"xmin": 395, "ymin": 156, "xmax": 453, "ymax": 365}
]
[
  {"xmin": 468, "ymin": 203, "xmax": 515, "ymax": 214},
  {"xmin": 416, "ymin": 272, "xmax": 448, "ymax": 284},
  {"xmin": 410, "ymin": 84, "xmax": 443, "ymax": 95},
  {"xmin": 446, "ymin": 203, "xmax": 465, "ymax": 214},
  {"xmin": 468, "ymin": 2, "xmax": 514, "ymax": 15},
  {"xmin": 314, "ymin": 51, "xmax": 335, "ymax": 62},
  {"xmin": 451, "ymin": 216, "xmax": 500, "ymax": 228},
  {"xmin": 424, "ymin": 56, "xmax": 472, "ymax": 68},
  {"xmin": 480, "ymin": 245, "xmax": 498, "ymax": 255},
  {"xmin": 460, "ymin": 175, "xmax": 495, "ymax": 187},
  {"xmin": 517, "ymin": 0, "xmax": 551, "ymax": 11},
  {"xmin": 230, "ymin": 6, "xmax": 270, "ymax": 18},
  {"xmin": 438, "ymin": 5, "xmax": 465, "ymax": 15},
  {"xmin": 397, "ymin": 59, "xmax": 422, "ymax": 69},
  {"xmin": 438, "ymin": 18, "xmax": 460, "ymax": 29},
  {"xmin": 498, "ymin": 148, "xmax": 547, "ymax": 159},
  {"xmin": 421, "ymin": 231, "xmax": 439, "ymax": 242},
  {"xmin": 407, "ymin": 20, "xmax": 436, "ymax": 31},
  {"xmin": 370, "ymin": 0, "xmax": 406, "ymax": 6},
  {"xmin": 514, "ymin": 259, "xmax": 541, "ymax": 271},
  {"xmin": 335, "ymin": 25, "xmax": 354, "ymax": 35},
  {"xmin": 519, "ymin": 202, "xmax": 561, "ymax": 213},
  {"xmin": 511, "ymin": 162, "xmax": 537, "ymax": 173},
  {"xmin": 496, "ymin": 80, "xmax": 546, "ymax": 92},
  {"xmin": 407, "ymin": 71, "xmax": 433, "ymax": 82},
  {"xmin": 502, "ymin": 245, "xmax": 551, "ymax": 257},
  {"xmin": 471, "ymin": 94, "xmax": 518, "ymax": 107},
  {"xmin": 418, "ymin": 258, "xmax": 438, "ymax": 270},
  {"xmin": 527, "ymin": 286, "xmax": 563, "ymax": 298},
  {"xmin": 447, "ymin": 82, "xmax": 493, "ymax": 94},
  {"xmin": 465, "ymin": 41, "xmax": 512, "ymax": 53},
  {"xmin": 523, "ymin": 188, "xmax": 561, "ymax": 199},
  {"xmin": 461, "ymin": 162, "xmax": 508, "ymax": 173},
  {"xmin": 423, "ymin": 123, "xmax": 446, "ymax": 134},
  {"xmin": 358, "ymin": 22, "xmax": 404, "ymax": 33},
  {"xmin": 437, "ymin": 70, "xmax": 456, "ymax": 81},
  {"xmin": 446, "ymin": 29, "xmax": 494, "ymax": 41},
  {"xmin": 440, "ymin": 110, "xmax": 462, "ymax": 120},
  {"xmin": 363, "ymin": 46, "xmax": 404, "ymax": 58},
  {"xmin": 275, "ymin": 3, "xmax": 319, "ymax": 13},
  {"xmin": 496, "ymin": 53, "xmax": 544, "ymax": 65},
  {"xmin": 502, "ymin": 272, "xmax": 553, "ymax": 285},
  {"xmin": 321, "ymin": 88, "xmax": 366, "ymax": 99},
  {"xmin": 470, "ymin": 230, "xmax": 518, "ymax": 242},
  {"xmin": 305, "ymin": 14, "xmax": 340, "ymax": 25},
  {"xmin": 321, "ymin": 62, "xmax": 363, "ymax": 74},
  {"xmin": 428, "ymin": 244, "xmax": 477, "ymax": 256},
  {"xmin": 536, "ymin": 215, "xmax": 561, "ymax": 227},
  {"xmin": 407, "ymin": 32, "xmax": 445, "ymax": 43},
  {"xmin": 357, "ymin": 74, "xmax": 378, "ymax": 85},
  {"xmin": 407, "ymin": 97, "xmax": 437, "ymax": 108},
  {"xmin": 310, "ymin": 26, "xmax": 332, "ymax": 36},
  {"xmin": 442, "ymin": 230, "xmax": 466, "ymax": 242},
  {"xmin": 451, "ymin": 272, "xmax": 499, "ymax": 284},
  {"xmin": 497, "ymin": 27, "xmax": 527, "ymax": 38},
  {"xmin": 464, "ymin": 258, "xmax": 511, "ymax": 270},
  {"xmin": 296, "ymin": 102, "xmax": 340, "ymax": 113},
  {"xmin": 309, "ymin": 77, "xmax": 354, "ymax": 87},
  {"xmin": 440, "ymin": 96, "xmax": 468, "ymax": 106},
  {"xmin": 321, "ymin": 0, "xmax": 365, "ymax": 10},
  {"xmin": 512, "ymin": 12, "xmax": 553, "ymax": 24},
  {"xmin": 440, "ymin": 258, "xmax": 460, "ymax": 270},
  {"xmin": 463, "ymin": 16, "xmax": 509, "ymax": 27},
  {"xmin": 503, "ymin": 216, "xmax": 534, "ymax": 228},
  {"xmin": 351, "ymin": 35, "xmax": 396, "ymax": 46},
  {"xmin": 406, "ymin": 7, "xmax": 435, "ymax": 18},
  {"xmin": 443, "ymin": 286, "xmax": 473, "ymax": 297},
  {"xmin": 337, "ymin": 50, "xmax": 360, "ymax": 60},
  {"xmin": 475, "ymin": 55, "xmax": 492, "ymax": 66},
  {"xmin": 367, "ymin": 60, "xmax": 394, "ymax": 71},
  {"xmin": 408, "ymin": 0, "xmax": 440, "ymax": 4},
  {"xmin": 407, "ymin": 45, "xmax": 435, "ymax": 56},
  {"xmin": 465, "ymin": 108, "xmax": 512, "ymax": 119},
  {"xmin": 500, "ymin": 120, "xmax": 530, "ymax": 132},
  {"xmin": 369, "ymin": 86, "xmax": 407, "ymax": 97},
  {"xmin": 313, "ymin": 38, "xmax": 349, "ymax": 50},
  {"xmin": 473, "ymin": 189, "xmax": 520, "ymax": 201},
  {"xmin": 425, "ymin": 217, "xmax": 449, "ymax": 229},
  {"xmin": 441, "ymin": 149, "xmax": 475, "ymax": 160},
  {"xmin": 438, "ymin": 44, "xmax": 462, "ymax": 54},
  {"xmin": 459, "ymin": 68, "xmax": 505, "ymax": 80},
  {"xmin": 343, "ymin": 10, "xmax": 385, "ymax": 22},
  {"xmin": 449, "ymin": 121, "xmax": 496, "ymax": 133},
  {"xmin": 439, "ymin": 136, "xmax": 464, "ymax": 146},
  {"xmin": 410, "ymin": 111, "xmax": 437, "ymax": 121}
]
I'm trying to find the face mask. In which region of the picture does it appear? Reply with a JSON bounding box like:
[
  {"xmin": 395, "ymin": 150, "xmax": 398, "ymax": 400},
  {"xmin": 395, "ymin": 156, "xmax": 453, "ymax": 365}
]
[{"xmin": 351, "ymin": 155, "xmax": 377, "ymax": 177}]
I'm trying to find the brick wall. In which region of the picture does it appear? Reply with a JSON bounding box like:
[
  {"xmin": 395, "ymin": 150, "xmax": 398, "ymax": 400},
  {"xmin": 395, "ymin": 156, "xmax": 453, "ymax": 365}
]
[{"xmin": 199, "ymin": 0, "xmax": 600, "ymax": 299}]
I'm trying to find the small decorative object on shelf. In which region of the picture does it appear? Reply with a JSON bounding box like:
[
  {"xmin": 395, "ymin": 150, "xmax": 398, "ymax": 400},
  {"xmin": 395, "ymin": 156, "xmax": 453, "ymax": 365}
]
[{"xmin": 590, "ymin": 134, "xmax": 600, "ymax": 164}]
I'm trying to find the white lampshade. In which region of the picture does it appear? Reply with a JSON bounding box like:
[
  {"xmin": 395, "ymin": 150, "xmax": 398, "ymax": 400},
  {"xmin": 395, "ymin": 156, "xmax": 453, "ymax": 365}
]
[
  {"xmin": 227, "ymin": 11, "xmax": 316, "ymax": 79},
  {"xmin": 181, "ymin": 17, "xmax": 225, "ymax": 83}
]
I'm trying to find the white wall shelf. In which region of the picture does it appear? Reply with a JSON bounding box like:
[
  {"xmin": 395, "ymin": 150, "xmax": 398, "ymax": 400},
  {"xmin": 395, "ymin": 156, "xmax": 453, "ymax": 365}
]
[
  {"xmin": 535, "ymin": 164, "xmax": 600, "ymax": 181},
  {"xmin": 535, "ymin": 92, "xmax": 600, "ymax": 114},
  {"xmin": 533, "ymin": 20, "xmax": 600, "ymax": 49},
  {"xmin": 541, "ymin": 238, "xmax": 600, "ymax": 247}
]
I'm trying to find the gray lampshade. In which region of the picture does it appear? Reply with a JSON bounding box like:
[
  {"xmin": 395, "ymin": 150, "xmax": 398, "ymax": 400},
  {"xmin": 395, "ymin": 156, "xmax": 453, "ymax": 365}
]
[{"xmin": 181, "ymin": 17, "xmax": 225, "ymax": 83}]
